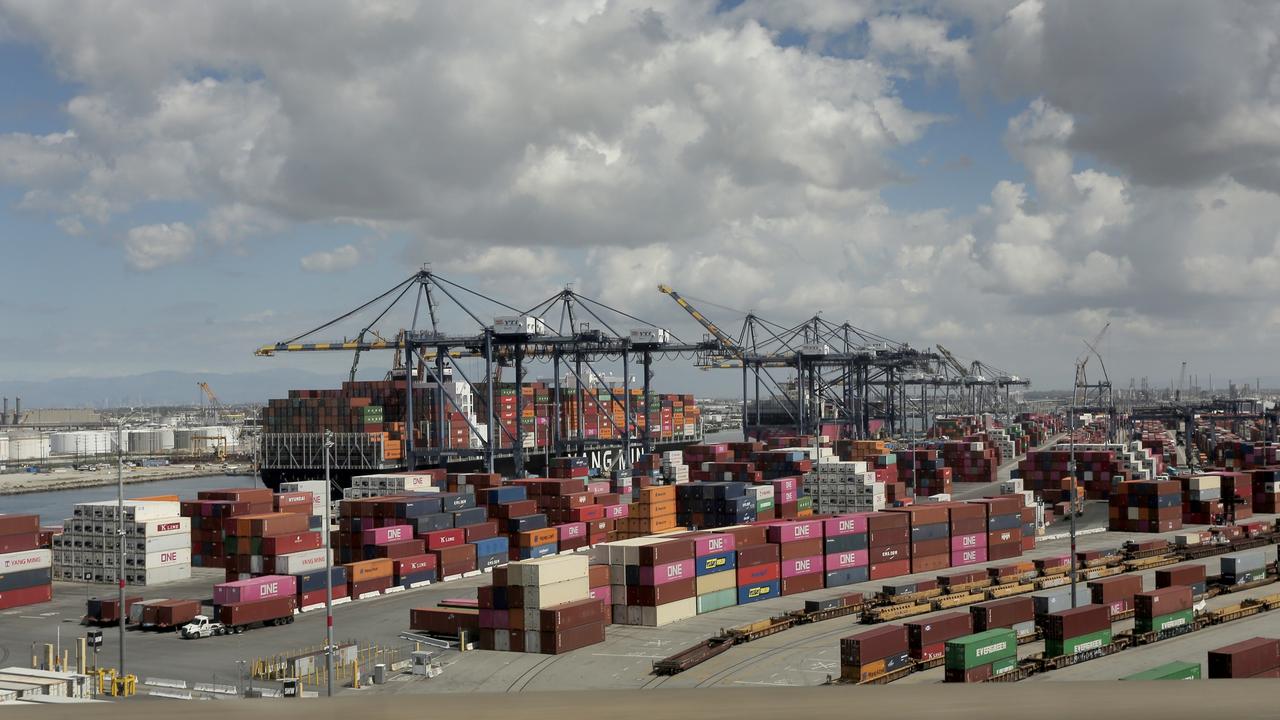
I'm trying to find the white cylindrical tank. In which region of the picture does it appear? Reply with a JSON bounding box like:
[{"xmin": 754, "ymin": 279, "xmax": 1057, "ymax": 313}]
[
  {"xmin": 50, "ymin": 430, "xmax": 115, "ymax": 455},
  {"xmin": 127, "ymin": 428, "xmax": 174, "ymax": 453},
  {"xmin": 9, "ymin": 433, "xmax": 50, "ymax": 461},
  {"xmin": 173, "ymin": 429, "xmax": 196, "ymax": 450}
]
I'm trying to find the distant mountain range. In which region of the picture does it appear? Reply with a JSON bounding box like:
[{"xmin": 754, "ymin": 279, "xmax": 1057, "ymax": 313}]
[{"xmin": 0, "ymin": 369, "xmax": 363, "ymax": 408}]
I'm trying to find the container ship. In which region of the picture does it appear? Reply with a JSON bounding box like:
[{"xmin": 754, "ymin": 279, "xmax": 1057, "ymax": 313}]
[{"xmin": 258, "ymin": 368, "xmax": 701, "ymax": 491}]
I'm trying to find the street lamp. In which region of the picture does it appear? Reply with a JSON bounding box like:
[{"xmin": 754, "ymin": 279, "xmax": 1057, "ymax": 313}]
[{"xmin": 324, "ymin": 429, "xmax": 335, "ymax": 698}]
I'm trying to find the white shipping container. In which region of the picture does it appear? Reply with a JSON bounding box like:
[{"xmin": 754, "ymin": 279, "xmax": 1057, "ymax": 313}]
[
  {"xmin": 276, "ymin": 548, "xmax": 331, "ymax": 575},
  {"xmin": 130, "ymin": 517, "xmax": 190, "ymax": 538},
  {"xmin": 127, "ymin": 563, "xmax": 192, "ymax": 586},
  {"xmin": 128, "ymin": 533, "xmax": 189, "ymax": 554},
  {"xmin": 520, "ymin": 553, "xmax": 589, "ymax": 586},
  {"xmin": 524, "ymin": 577, "xmax": 589, "ymax": 607},
  {"xmin": 0, "ymin": 549, "xmax": 52, "ymax": 572},
  {"xmin": 642, "ymin": 597, "xmax": 697, "ymax": 626},
  {"xmin": 125, "ymin": 548, "xmax": 191, "ymax": 569}
]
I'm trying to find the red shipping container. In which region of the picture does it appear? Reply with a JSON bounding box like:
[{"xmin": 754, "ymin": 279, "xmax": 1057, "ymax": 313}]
[
  {"xmin": 869, "ymin": 560, "xmax": 910, "ymax": 580},
  {"xmin": 0, "ymin": 583, "xmax": 52, "ymax": 610}
]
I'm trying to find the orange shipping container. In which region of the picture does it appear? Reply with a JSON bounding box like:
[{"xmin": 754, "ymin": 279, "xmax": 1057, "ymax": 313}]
[
  {"xmin": 346, "ymin": 558, "xmax": 393, "ymax": 581},
  {"xmin": 518, "ymin": 528, "xmax": 558, "ymax": 547}
]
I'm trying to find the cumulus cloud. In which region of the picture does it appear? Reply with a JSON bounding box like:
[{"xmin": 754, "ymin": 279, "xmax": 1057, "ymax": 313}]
[
  {"xmin": 300, "ymin": 244, "xmax": 361, "ymax": 273},
  {"xmin": 2, "ymin": 1, "xmax": 1280, "ymax": 384},
  {"xmin": 963, "ymin": 0, "xmax": 1280, "ymax": 192},
  {"xmin": 124, "ymin": 222, "xmax": 196, "ymax": 270}
]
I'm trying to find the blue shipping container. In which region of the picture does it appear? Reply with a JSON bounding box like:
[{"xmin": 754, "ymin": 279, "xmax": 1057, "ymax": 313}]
[
  {"xmin": 824, "ymin": 567, "xmax": 869, "ymax": 588},
  {"xmin": 471, "ymin": 537, "xmax": 509, "ymax": 557},
  {"xmin": 695, "ymin": 551, "xmax": 737, "ymax": 576},
  {"xmin": 400, "ymin": 569, "xmax": 438, "ymax": 587},
  {"xmin": 738, "ymin": 580, "xmax": 779, "ymax": 605},
  {"xmin": 518, "ymin": 543, "xmax": 557, "ymax": 560}
]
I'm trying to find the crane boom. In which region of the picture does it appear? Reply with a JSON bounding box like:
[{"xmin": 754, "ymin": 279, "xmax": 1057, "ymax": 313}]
[
  {"xmin": 934, "ymin": 344, "xmax": 970, "ymax": 378},
  {"xmin": 657, "ymin": 284, "xmax": 740, "ymax": 357}
]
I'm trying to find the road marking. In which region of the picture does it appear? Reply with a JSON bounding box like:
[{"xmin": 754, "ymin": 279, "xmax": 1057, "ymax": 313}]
[
  {"xmin": 733, "ymin": 680, "xmax": 799, "ymax": 686},
  {"xmin": 19, "ymin": 616, "xmax": 45, "ymax": 620}
]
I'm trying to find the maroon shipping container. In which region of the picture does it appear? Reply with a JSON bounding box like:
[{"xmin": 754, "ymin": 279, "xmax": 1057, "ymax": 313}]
[
  {"xmin": 143, "ymin": 599, "xmax": 201, "ymax": 629},
  {"xmin": 371, "ymin": 539, "xmax": 427, "ymax": 560},
  {"xmin": 866, "ymin": 512, "xmax": 909, "ymax": 530},
  {"xmin": 907, "ymin": 612, "xmax": 972, "ymax": 652},
  {"xmin": 1134, "ymin": 586, "xmax": 1193, "ymax": 618},
  {"xmin": 779, "ymin": 538, "xmax": 823, "ymax": 560},
  {"xmin": 910, "ymin": 554, "xmax": 949, "ymax": 574},
  {"xmin": 840, "ymin": 625, "xmax": 908, "ymax": 665},
  {"xmin": 350, "ymin": 577, "xmax": 393, "ymax": 596},
  {"xmin": 639, "ymin": 539, "xmax": 695, "ymax": 566},
  {"xmin": 0, "ymin": 533, "xmax": 39, "ymax": 554},
  {"xmin": 463, "ymin": 521, "xmax": 499, "ymax": 542},
  {"xmin": 971, "ymin": 597, "xmax": 1034, "ymax": 631},
  {"xmin": 911, "ymin": 539, "xmax": 949, "ymax": 557},
  {"xmin": 216, "ymin": 596, "xmax": 297, "ymax": 628},
  {"xmin": 869, "ymin": 527, "xmax": 909, "ymax": 547},
  {"xmin": 0, "ymin": 583, "xmax": 52, "ymax": 611},
  {"xmin": 737, "ymin": 544, "xmax": 780, "ymax": 567},
  {"xmin": 539, "ymin": 598, "xmax": 606, "ymax": 630},
  {"xmin": 1044, "ymin": 604, "xmax": 1111, "ymax": 640},
  {"xmin": 1208, "ymin": 637, "xmax": 1280, "ymax": 679},
  {"xmin": 539, "ymin": 621, "xmax": 605, "ymax": 654},
  {"xmin": 1156, "ymin": 565, "xmax": 1207, "ymax": 588},
  {"xmin": 1088, "ymin": 574, "xmax": 1142, "ymax": 605},
  {"xmin": 939, "ymin": 570, "xmax": 987, "ymax": 587},
  {"xmin": 0, "ymin": 514, "xmax": 41, "ymax": 536},
  {"xmin": 780, "ymin": 572, "xmax": 823, "ymax": 595},
  {"xmin": 947, "ymin": 504, "xmax": 986, "ymax": 521},
  {"xmin": 949, "ymin": 517, "xmax": 986, "ymax": 535},
  {"xmin": 869, "ymin": 544, "xmax": 909, "ymax": 564},
  {"xmin": 588, "ymin": 564, "xmax": 610, "ymax": 587},
  {"xmin": 410, "ymin": 607, "xmax": 481, "ymax": 636},
  {"xmin": 87, "ymin": 596, "xmax": 143, "ymax": 624},
  {"xmin": 869, "ymin": 560, "xmax": 910, "ymax": 580},
  {"xmin": 885, "ymin": 505, "xmax": 949, "ymax": 526},
  {"xmin": 260, "ymin": 532, "xmax": 322, "ymax": 555},
  {"xmin": 627, "ymin": 578, "xmax": 697, "ymax": 606},
  {"xmin": 722, "ymin": 526, "xmax": 768, "ymax": 546}
]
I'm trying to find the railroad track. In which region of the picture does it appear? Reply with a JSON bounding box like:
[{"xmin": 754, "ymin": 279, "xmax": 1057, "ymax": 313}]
[
  {"xmin": 504, "ymin": 655, "xmax": 561, "ymax": 692},
  {"xmin": 648, "ymin": 526, "xmax": 1280, "ymax": 680}
]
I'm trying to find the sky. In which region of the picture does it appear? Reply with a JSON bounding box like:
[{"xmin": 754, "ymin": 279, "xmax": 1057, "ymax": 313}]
[{"xmin": 2, "ymin": 1, "xmax": 1279, "ymax": 398}]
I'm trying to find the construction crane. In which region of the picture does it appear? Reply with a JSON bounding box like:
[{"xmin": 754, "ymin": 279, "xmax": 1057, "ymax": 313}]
[
  {"xmin": 657, "ymin": 284, "xmax": 741, "ymax": 360},
  {"xmin": 197, "ymin": 381, "xmax": 221, "ymax": 424}
]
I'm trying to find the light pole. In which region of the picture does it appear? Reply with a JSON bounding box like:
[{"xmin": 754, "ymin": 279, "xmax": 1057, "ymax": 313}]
[
  {"xmin": 116, "ymin": 418, "xmax": 126, "ymax": 674},
  {"xmin": 323, "ymin": 429, "xmax": 335, "ymax": 698},
  {"xmin": 1068, "ymin": 392, "xmax": 1078, "ymax": 608}
]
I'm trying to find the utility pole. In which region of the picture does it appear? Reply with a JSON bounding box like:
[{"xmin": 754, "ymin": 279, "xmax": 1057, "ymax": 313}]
[
  {"xmin": 1068, "ymin": 398, "xmax": 1078, "ymax": 608},
  {"xmin": 116, "ymin": 419, "xmax": 126, "ymax": 675},
  {"xmin": 324, "ymin": 429, "xmax": 335, "ymax": 698}
]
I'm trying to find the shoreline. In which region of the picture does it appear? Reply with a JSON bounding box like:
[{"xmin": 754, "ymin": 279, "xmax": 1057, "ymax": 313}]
[{"xmin": 0, "ymin": 467, "xmax": 251, "ymax": 496}]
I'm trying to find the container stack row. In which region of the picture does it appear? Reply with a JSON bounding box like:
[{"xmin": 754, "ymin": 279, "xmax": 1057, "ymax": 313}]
[
  {"xmin": 1108, "ymin": 480, "xmax": 1182, "ymax": 533},
  {"xmin": 53, "ymin": 500, "xmax": 191, "ymax": 585},
  {"xmin": 0, "ymin": 514, "xmax": 52, "ymax": 610}
]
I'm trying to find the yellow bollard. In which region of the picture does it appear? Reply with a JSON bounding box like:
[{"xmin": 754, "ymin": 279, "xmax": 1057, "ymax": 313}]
[{"xmin": 77, "ymin": 638, "xmax": 86, "ymax": 675}]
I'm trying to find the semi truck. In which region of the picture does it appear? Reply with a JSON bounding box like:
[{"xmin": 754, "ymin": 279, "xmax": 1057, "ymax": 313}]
[{"xmin": 181, "ymin": 596, "xmax": 297, "ymax": 638}]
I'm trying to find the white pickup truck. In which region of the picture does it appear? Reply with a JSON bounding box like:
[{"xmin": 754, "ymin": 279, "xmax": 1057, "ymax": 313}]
[{"xmin": 180, "ymin": 615, "xmax": 229, "ymax": 638}]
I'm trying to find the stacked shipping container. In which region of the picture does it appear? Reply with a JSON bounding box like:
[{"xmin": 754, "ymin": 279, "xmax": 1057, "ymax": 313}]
[{"xmin": 0, "ymin": 514, "xmax": 51, "ymax": 610}]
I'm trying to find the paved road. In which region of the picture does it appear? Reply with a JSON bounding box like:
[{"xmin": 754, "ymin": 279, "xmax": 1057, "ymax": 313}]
[{"xmin": 11, "ymin": 683, "xmax": 1272, "ymax": 719}]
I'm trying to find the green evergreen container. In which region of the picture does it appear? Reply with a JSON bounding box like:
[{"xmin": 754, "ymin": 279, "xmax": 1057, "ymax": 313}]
[
  {"xmin": 945, "ymin": 629, "xmax": 1017, "ymax": 670},
  {"xmin": 1135, "ymin": 609, "xmax": 1193, "ymax": 634},
  {"xmin": 1121, "ymin": 661, "xmax": 1201, "ymax": 680},
  {"xmin": 1046, "ymin": 628, "xmax": 1112, "ymax": 658}
]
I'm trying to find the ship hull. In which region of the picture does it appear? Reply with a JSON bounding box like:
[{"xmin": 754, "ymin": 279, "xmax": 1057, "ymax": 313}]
[{"xmin": 259, "ymin": 437, "xmax": 697, "ymax": 492}]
